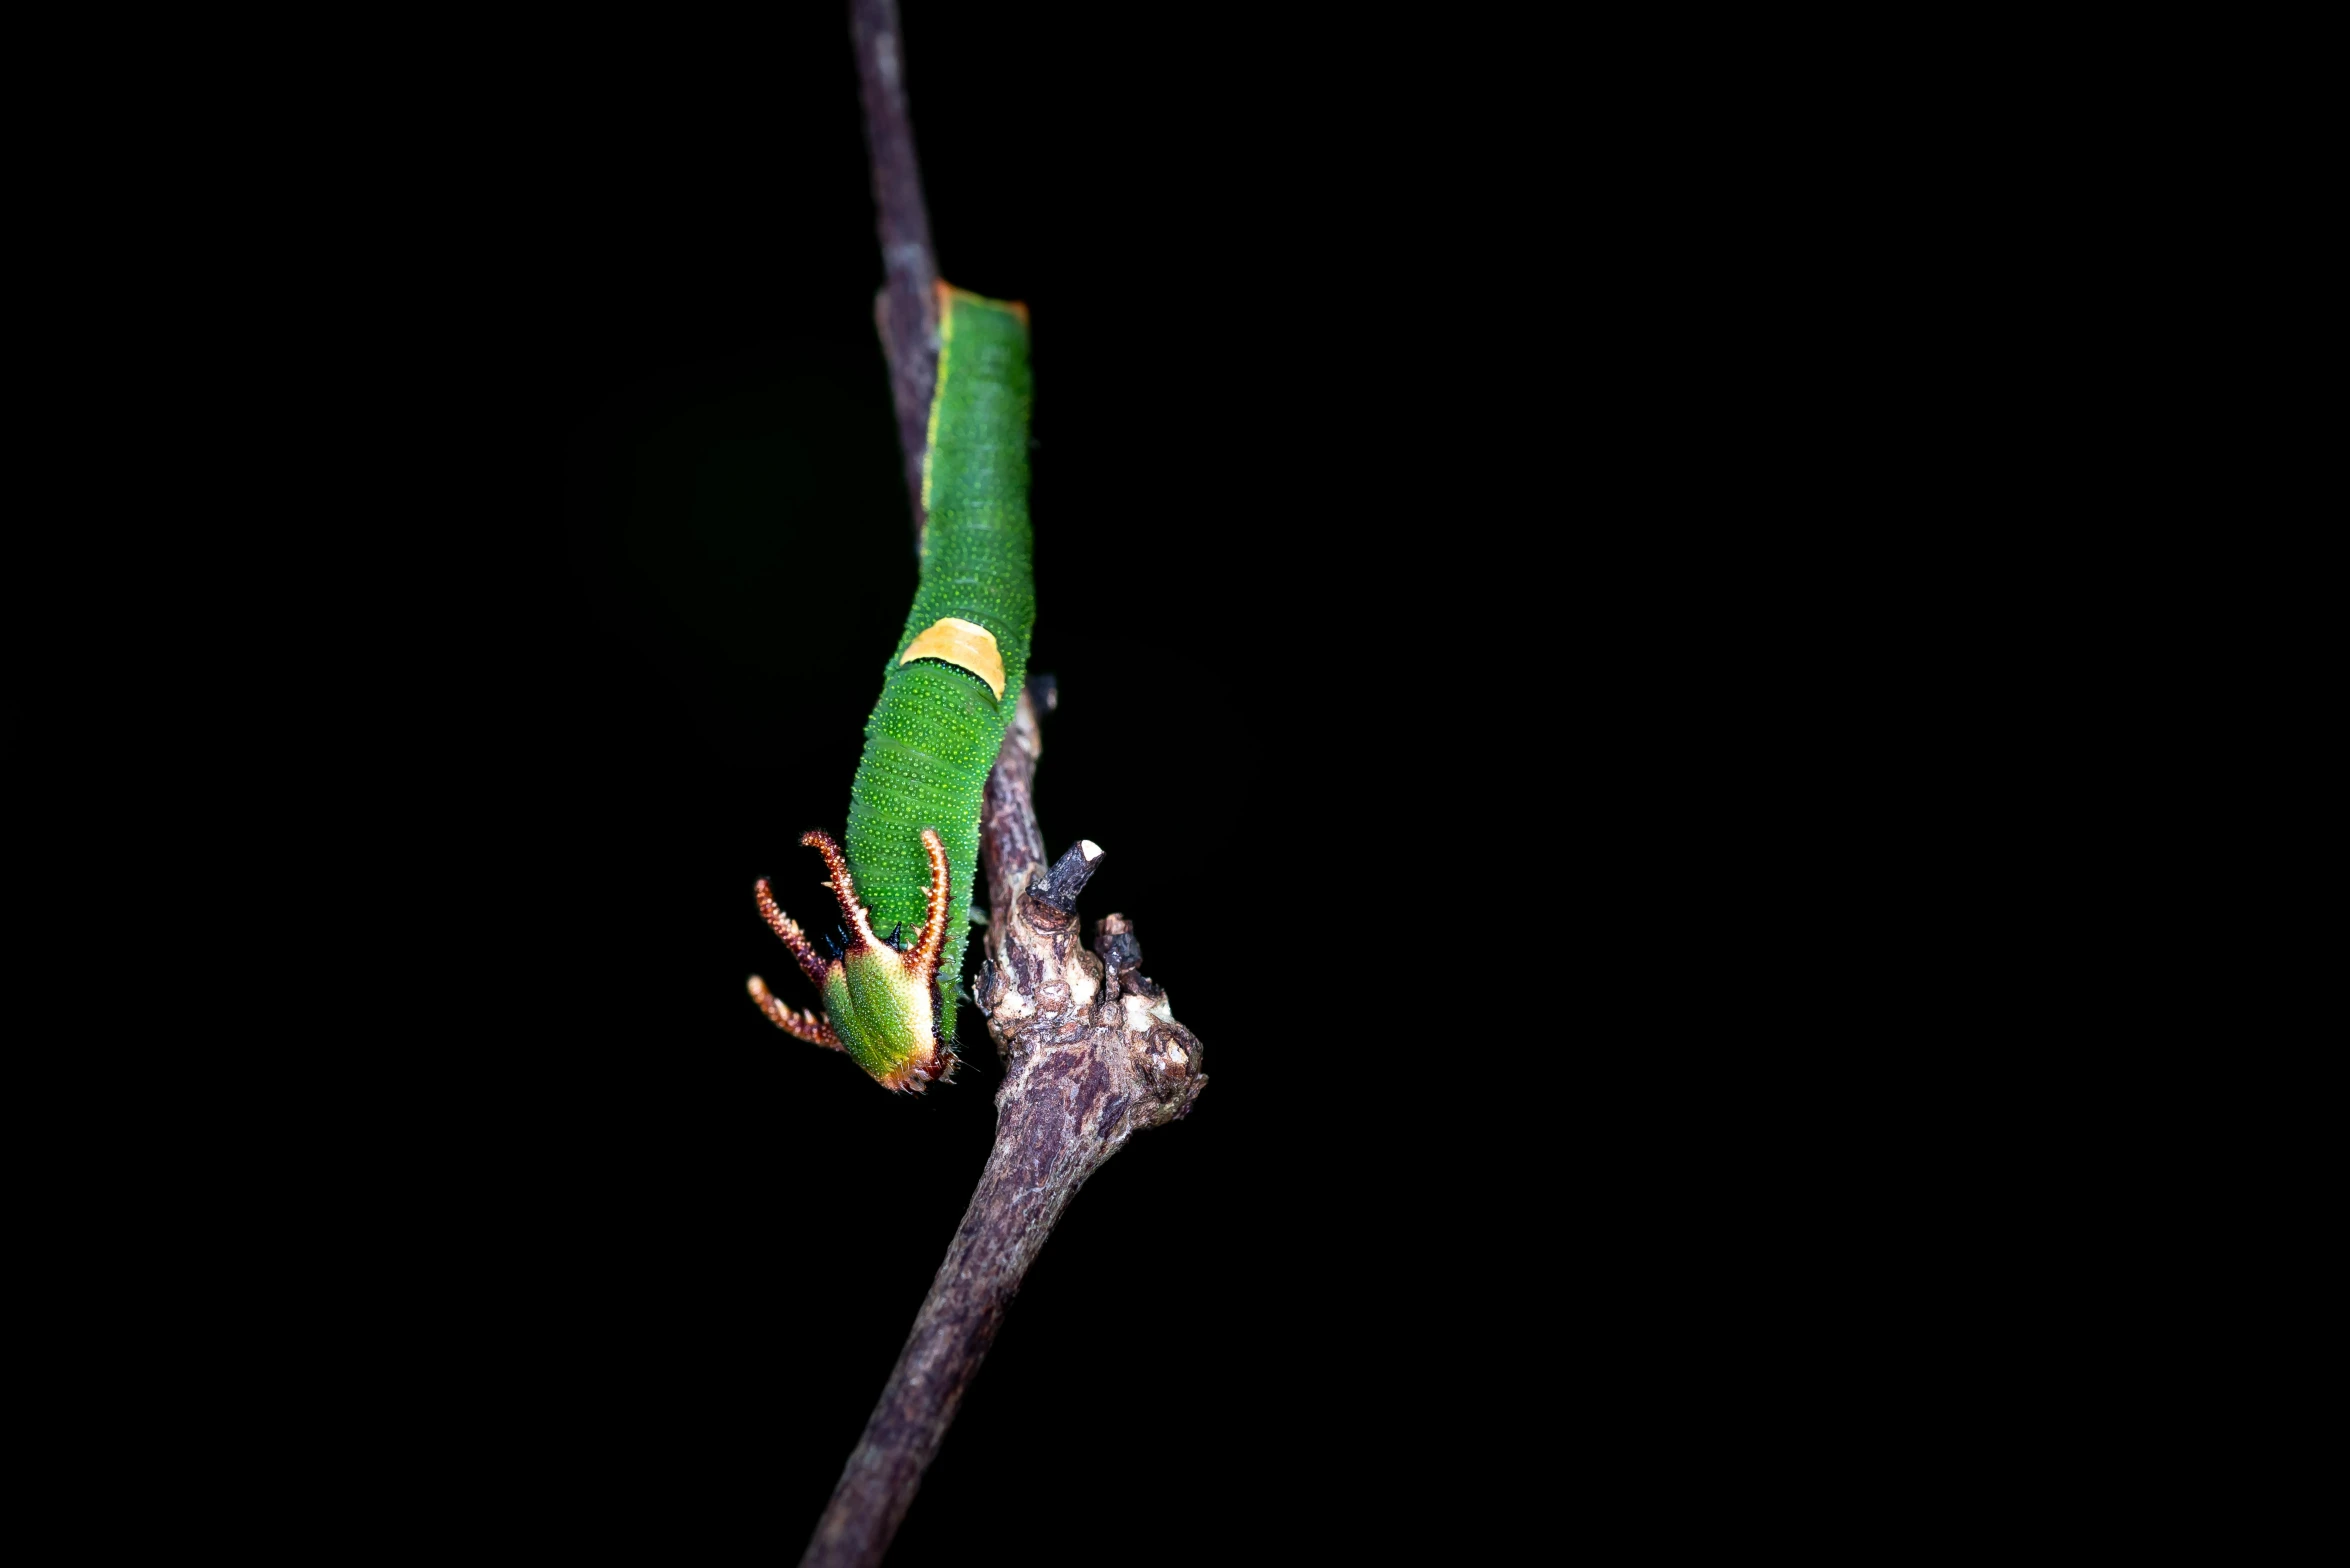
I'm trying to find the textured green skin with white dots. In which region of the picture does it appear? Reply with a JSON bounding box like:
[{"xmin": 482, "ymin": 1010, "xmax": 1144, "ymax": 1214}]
[{"xmin": 840, "ymin": 289, "xmax": 1033, "ymax": 1077}]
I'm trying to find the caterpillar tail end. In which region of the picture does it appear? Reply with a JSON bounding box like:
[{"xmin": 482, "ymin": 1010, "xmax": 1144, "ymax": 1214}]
[{"xmin": 935, "ymin": 278, "xmax": 1029, "ymax": 330}]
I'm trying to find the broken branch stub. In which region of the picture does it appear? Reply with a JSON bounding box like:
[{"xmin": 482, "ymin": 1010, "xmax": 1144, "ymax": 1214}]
[
  {"xmin": 1029, "ymin": 838, "xmax": 1104, "ymax": 913},
  {"xmin": 975, "ymin": 690, "xmax": 1204, "ymax": 1107}
]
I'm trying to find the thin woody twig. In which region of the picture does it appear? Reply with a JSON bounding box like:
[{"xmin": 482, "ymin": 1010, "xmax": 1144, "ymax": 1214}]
[
  {"xmin": 850, "ymin": 0, "xmax": 939, "ymax": 555},
  {"xmin": 802, "ymin": 13, "xmax": 1208, "ymax": 1566},
  {"xmin": 979, "ymin": 674, "xmax": 1051, "ymax": 902}
]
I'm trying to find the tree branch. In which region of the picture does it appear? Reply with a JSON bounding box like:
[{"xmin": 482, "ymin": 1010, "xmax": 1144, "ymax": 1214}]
[
  {"xmin": 802, "ymin": 683, "xmax": 1208, "ymax": 1568},
  {"xmin": 851, "ymin": 0, "xmax": 940, "ymax": 555},
  {"xmin": 802, "ymin": 15, "xmax": 1209, "ymax": 1563}
]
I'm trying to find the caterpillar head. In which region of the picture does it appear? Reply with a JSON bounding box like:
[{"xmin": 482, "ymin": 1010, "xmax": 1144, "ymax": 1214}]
[{"xmin": 748, "ymin": 828, "xmax": 956, "ymax": 1092}]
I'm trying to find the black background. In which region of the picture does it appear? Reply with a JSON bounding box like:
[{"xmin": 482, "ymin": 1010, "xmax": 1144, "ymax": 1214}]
[
  {"xmin": 400, "ymin": 6, "xmax": 1610, "ymax": 1559},
  {"xmin": 47, "ymin": 7, "xmax": 2005, "ymax": 1551}
]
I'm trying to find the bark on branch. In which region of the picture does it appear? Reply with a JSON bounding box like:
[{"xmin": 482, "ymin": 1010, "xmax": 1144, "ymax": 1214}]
[
  {"xmin": 851, "ymin": 0, "xmax": 940, "ymax": 555},
  {"xmin": 803, "ymin": 10, "xmax": 1209, "ymax": 1565}
]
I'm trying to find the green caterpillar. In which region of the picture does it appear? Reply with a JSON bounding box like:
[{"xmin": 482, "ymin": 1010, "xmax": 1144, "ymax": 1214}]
[{"xmin": 748, "ymin": 283, "xmax": 1034, "ymax": 1091}]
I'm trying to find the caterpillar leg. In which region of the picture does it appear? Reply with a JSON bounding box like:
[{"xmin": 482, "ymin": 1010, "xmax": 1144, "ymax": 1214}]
[{"xmin": 747, "ymin": 974, "xmax": 841, "ymax": 1049}]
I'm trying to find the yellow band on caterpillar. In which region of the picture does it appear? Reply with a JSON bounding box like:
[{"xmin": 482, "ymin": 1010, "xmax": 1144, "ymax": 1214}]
[{"xmin": 899, "ymin": 616, "xmax": 1005, "ymax": 700}]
